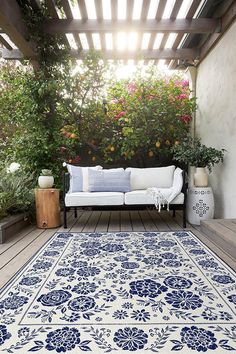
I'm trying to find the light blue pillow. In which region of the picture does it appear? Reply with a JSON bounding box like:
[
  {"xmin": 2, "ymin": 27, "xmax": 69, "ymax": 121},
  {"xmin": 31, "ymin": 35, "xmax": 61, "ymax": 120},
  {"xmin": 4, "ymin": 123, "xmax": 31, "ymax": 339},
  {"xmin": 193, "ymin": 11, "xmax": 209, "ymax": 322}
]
[
  {"xmin": 88, "ymin": 169, "xmax": 131, "ymax": 192},
  {"xmin": 67, "ymin": 165, "xmax": 83, "ymax": 192}
]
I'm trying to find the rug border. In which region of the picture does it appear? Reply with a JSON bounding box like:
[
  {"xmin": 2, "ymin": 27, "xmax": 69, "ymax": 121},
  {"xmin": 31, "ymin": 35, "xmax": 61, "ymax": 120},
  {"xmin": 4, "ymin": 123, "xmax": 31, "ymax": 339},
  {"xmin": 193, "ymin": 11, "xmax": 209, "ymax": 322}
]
[{"xmin": 0, "ymin": 229, "xmax": 235, "ymax": 298}]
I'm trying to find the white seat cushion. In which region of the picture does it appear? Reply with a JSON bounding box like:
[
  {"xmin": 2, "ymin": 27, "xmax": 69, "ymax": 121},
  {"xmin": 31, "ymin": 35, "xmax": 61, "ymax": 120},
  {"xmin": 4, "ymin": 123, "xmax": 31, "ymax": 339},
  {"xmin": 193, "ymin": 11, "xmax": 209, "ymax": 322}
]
[
  {"xmin": 126, "ymin": 166, "xmax": 175, "ymax": 190},
  {"xmin": 65, "ymin": 192, "xmax": 124, "ymax": 206},
  {"xmin": 124, "ymin": 190, "xmax": 184, "ymax": 205}
]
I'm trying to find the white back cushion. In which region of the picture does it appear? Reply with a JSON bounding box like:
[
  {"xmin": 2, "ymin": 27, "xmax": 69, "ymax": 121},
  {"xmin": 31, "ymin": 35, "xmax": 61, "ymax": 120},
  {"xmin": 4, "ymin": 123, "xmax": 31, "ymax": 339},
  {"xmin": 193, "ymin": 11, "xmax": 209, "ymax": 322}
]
[{"xmin": 126, "ymin": 165, "xmax": 175, "ymax": 190}]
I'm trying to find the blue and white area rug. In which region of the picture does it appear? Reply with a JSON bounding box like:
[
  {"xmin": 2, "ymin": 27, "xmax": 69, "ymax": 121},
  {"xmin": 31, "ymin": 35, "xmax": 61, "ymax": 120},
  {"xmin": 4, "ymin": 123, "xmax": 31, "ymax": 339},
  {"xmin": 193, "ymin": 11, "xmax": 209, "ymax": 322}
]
[{"xmin": 0, "ymin": 231, "xmax": 236, "ymax": 353}]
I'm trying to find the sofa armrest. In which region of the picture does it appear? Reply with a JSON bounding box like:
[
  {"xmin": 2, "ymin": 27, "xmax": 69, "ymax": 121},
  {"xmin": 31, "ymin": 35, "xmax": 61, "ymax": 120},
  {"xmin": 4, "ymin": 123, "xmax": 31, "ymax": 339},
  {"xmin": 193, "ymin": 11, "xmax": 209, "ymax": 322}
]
[
  {"xmin": 181, "ymin": 170, "xmax": 188, "ymax": 203},
  {"xmin": 63, "ymin": 172, "xmax": 70, "ymax": 199}
]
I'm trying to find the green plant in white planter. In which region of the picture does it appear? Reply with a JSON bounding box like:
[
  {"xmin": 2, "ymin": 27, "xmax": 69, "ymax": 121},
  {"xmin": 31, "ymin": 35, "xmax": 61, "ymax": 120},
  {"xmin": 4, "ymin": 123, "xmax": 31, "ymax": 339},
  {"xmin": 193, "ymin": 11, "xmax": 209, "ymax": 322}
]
[
  {"xmin": 38, "ymin": 169, "xmax": 54, "ymax": 189},
  {"xmin": 172, "ymin": 137, "xmax": 225, "ymax": 187}
]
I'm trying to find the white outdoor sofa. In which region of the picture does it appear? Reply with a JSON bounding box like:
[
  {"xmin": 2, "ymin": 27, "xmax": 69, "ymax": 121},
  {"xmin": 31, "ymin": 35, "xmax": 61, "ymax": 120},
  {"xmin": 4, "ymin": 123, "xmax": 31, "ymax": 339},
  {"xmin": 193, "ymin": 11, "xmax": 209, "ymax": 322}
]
[{"xmin": 63, "ymin": 165, "xmax": 187, "ymax": 229}]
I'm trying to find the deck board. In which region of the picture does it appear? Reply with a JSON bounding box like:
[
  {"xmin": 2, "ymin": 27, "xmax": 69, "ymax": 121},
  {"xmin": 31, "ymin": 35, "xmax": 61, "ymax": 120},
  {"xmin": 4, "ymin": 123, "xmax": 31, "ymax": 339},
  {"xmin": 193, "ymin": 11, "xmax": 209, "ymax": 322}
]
[
  {"xmin": 108, "ymin": 211, "xmax": 120, "ymax": 232},
  {"xmin": 1, "ymin": 210, "xmax": 235, "ymax": 289}
]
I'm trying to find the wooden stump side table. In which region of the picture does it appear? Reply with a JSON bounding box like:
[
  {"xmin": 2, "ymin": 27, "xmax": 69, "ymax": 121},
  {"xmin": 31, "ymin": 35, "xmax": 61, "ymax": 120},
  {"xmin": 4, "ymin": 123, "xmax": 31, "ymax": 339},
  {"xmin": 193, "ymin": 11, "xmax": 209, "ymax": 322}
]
[{"xmin": 35, "ymin": 189, "xmax": 61, "ymax": 229}]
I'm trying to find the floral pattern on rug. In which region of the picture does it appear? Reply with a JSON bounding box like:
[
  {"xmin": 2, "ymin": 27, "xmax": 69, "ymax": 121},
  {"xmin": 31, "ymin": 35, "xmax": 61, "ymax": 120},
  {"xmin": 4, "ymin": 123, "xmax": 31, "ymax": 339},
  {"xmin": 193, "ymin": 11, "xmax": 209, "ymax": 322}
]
[{"xmin": 0, "ymin": 231, "xmax": 236, "ymax": 353}]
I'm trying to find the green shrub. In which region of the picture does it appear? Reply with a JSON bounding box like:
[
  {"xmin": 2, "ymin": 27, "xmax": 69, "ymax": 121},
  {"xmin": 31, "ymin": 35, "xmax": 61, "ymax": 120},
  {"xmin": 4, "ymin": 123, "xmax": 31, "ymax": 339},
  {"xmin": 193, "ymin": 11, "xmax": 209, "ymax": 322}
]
[{"xmin": 0, "ymin": 163, "xmax": 35, "ymax": 220}]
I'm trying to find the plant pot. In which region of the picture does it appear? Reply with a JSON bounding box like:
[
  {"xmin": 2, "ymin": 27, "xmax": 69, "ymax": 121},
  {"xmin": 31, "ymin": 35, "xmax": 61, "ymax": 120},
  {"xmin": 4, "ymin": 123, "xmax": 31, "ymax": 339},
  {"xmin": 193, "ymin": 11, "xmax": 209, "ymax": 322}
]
[
  {"xmin": 194, "ymin": 167, "xmax": 208, "ymax": 187},
  {"xmin": 38, "ymin": 176, "xmax": 54, "ymax": 189}
]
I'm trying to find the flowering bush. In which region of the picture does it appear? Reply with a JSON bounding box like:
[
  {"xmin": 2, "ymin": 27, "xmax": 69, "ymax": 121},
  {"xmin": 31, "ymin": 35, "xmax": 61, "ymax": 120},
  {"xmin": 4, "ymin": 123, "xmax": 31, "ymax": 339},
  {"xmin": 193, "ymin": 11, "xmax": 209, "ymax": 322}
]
[{"xmin": 80, "ymin": 68, "xmax": 196, "ymax": 166}]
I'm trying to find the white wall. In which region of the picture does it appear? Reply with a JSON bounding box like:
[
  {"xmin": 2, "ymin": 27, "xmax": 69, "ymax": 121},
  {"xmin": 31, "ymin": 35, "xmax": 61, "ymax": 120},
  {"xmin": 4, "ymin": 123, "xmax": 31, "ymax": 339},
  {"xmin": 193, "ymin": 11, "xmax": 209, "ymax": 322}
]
[{"xmin": 196, "ymin": 20, "xmax": 236, "ymax": 218}]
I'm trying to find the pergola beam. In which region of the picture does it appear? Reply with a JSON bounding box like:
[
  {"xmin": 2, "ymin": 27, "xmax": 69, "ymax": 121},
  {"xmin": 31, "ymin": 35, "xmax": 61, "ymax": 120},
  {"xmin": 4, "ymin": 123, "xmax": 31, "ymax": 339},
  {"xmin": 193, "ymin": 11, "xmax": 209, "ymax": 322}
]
[
  {"xmin": 0, "ymin": 0, "xmax": 37, "ymax": 58},
  {"xmin": 1, "ymin": 48, "xmax": 198, "ymax": 61},
  {"xmin": 199, "ymin": 1, "xmax": 236, "ymax": 61},
  {"xmin": 43, "ymin": 18, "xmax": 221, "ymax": 34}
]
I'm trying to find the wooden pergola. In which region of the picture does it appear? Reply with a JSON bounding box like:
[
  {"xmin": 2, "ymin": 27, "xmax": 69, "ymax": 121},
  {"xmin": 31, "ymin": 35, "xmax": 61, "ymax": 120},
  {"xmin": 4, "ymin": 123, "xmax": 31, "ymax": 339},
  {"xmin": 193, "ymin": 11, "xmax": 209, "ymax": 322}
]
[{"xmin": 0, "ymin": 0, "xmax": 236, "ymax": 69}]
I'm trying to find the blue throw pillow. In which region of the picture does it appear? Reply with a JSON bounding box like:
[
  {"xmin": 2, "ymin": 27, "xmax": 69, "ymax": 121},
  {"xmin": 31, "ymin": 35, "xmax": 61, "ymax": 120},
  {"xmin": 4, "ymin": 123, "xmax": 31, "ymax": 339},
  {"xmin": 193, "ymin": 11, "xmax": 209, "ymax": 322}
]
[
  {"xmin": 67, "ymin": 164, "xmax": 83, "ymax": 192},
  {"xmin": 88, "ymin": 169, "xmax": 131, "ymax": 192}
]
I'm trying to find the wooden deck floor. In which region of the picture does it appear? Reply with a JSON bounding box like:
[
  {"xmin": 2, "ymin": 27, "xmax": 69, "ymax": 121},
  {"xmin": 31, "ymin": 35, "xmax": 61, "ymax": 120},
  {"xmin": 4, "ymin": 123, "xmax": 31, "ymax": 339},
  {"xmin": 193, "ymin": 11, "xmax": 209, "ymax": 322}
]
[{"xmin": 1, "ymin": 209, "xmax": 236, "ymax": 290}]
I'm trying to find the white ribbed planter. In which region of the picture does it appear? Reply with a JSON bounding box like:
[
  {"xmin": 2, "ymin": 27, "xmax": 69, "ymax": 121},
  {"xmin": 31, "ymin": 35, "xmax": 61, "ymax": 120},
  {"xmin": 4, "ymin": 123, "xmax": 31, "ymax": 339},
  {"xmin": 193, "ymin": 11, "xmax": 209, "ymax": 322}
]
[
  {"xmin": 38, "ymin": 176, "xmax": 54, "ymax": 189},
  {"xmin": 187, "ymin": 187, "xmax": 214, "ymax": 225}
]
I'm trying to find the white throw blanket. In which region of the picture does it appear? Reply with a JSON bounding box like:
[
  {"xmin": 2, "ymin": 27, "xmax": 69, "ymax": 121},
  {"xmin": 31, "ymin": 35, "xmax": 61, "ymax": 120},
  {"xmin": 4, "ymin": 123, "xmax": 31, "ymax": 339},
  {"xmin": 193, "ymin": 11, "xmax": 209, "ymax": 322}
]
[{"xmin": 146, "ymin": 168, "xmax": 183, "ymax": 211}]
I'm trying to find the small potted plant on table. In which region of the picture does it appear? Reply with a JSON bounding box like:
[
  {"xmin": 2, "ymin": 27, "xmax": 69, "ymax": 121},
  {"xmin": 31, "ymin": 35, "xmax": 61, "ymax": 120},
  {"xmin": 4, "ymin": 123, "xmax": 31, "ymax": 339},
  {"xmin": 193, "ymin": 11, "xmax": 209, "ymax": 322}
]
[
  {"xmin": 38, "ymin": 169, "xmax": 54, "ymax": 189},
  {"xmin": 172, "ymin": 137, "xmax": 225, "ymax": 187}
]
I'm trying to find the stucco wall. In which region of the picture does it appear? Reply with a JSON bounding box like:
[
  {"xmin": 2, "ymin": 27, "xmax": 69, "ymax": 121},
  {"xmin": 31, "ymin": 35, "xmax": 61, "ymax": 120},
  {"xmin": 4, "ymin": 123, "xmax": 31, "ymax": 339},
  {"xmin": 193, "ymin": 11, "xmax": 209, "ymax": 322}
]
[{"xmin": 196, "ymin": 20, "xmax": 236, "ymax": 218}]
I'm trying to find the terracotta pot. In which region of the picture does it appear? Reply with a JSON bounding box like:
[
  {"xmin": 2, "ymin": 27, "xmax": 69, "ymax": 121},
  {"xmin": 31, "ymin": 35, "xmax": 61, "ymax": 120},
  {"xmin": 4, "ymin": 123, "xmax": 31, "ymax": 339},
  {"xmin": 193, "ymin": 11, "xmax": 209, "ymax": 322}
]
[
  {"xmin": 194, "ymin": 167, "xmax": 208, "ymax": 187},
  {"xmin": 38, "ymin": 176, "xmax": 54, "ymax": 189}
]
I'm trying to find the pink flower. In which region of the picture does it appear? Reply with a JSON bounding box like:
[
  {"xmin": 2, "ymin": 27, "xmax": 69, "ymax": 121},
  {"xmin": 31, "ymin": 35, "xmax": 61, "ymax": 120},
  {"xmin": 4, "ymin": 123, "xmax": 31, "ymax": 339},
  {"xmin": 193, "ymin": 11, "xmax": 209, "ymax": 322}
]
[
  {"xmin": 176, "ymin": 93, "xmax": 188, "ymax": 100},
  {"xmin": 111, "ymin": 98, "xmax": 119, "ymax": 104},
  {"xmin": 60, "ymin": 146, "xmax": 67, "ymax": 153},
  {"xmin": 127, "ymin": 83, "xmax": 137, "ymax": 94},
  {"xmin": 181, "ymin": 80, "xmax": 189, "ymax": 87},
  {"xmin": 147, "ymin": 95, "xmax": 155, "ymax": 100},
  {"xmin": 115, "ymin": 111, "xmax": 126, "ymax": 120},
  {"xmin": 73, "ymin": 155, "xmax": 81, "ymax": 164},
  {"xmin": 175, "ymin": 80, "xmax": 189, "ymax": 88},
  {"xmin": 179, "ymin": 115, "xmax": 191, "ymax": 124}
]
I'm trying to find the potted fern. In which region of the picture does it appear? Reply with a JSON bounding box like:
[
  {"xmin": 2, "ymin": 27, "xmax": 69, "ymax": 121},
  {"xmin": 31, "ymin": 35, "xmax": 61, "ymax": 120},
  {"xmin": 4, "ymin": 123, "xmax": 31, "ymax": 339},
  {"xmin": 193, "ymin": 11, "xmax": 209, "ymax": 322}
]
[{"xmin": 172, "ymin": 137, "xmax": 225, "ymax": 186}]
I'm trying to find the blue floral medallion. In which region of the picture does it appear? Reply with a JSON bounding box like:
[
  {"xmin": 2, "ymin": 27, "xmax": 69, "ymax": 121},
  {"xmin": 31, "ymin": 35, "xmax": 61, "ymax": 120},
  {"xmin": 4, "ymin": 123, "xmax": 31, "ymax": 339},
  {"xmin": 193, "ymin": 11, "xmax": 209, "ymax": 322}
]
[
  {"xmin": 37, "ymin": 290, "xmax": 71, "ymax": 306},
  {"xmin": 113, "ymin": 327, "xmax": 148, "ymax": 351}
]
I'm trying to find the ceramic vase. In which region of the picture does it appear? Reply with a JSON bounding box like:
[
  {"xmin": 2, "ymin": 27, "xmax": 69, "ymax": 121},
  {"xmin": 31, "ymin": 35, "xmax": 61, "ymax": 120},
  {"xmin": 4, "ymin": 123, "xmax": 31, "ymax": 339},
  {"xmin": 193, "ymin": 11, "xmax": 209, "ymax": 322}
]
[
  {"xmin": 38, "ymin": 176, "xmax": 54, "ymax": 188},
  {"xmin": 194, "ymin": 167, "xmax": 208, "ymax": 187}
]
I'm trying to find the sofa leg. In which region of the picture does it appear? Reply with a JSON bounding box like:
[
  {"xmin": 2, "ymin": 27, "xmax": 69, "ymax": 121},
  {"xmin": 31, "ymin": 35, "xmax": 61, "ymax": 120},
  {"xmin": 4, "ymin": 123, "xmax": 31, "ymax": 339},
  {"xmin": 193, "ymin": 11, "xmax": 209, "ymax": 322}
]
[
  {"xmin": 172, "ymin": 209, "xmax": 176, "ymax": 217},
  {"xmin": 74, "ymin": 207, "xmax": 77, "ymax": 218},
  {"xmin": 183, "ymin": 207, "xmax": 186, "ymax": 228},
  {"xmin": 63, "ymin": 207, "xmax": 67, "ymax": 229}
]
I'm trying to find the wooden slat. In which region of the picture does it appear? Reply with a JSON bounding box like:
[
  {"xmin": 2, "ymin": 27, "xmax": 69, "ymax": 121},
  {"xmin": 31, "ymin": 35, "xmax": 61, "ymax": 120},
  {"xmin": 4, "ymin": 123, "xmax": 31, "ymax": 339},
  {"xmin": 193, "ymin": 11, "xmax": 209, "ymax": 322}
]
[
  {"xmin": 96, "ymin": 211, "xmax": 110, "ymax": 232},
  {"xmin": 148, "ymin": 0, "xmax": 167, "ymax": 50},
  {"xmin": 45, "ymin": 0, "xmax": 59, "ymax": 18},
  {"xmin": 168, "ymin": 0, "xmax": 203, "ymax": 69},
  {"xmin": 77, "ymin": 0, "xmax": 94, "ymax": 49},
  {"xmin": 111, "ymin": 0, "xmax": 118, "ymax": 21},
  {"xmin": 44, "ymin": 18, "xmax": 220, "ymax": 34},
  {"xmin": 156, "ymin": 0, "xmax": 167, "ymax": 20},
  {"xmin": 0, "ymin": 228, "xmax": 45, "ymax": 269},
  {"xmin": 141, "ymin": 0, "xmax": 150, "ymax": 20},
  {"xmin": 95, "ymin": 0, "xmax": 103, "ymax": 19},
  {"xmin": 70, "ymin": 210, "xmax": 92, "ymax": 232},
  {"xmin": 0, "ymin": 225, "xmax": 36, "ymax": 255},
  {"xmin": 61, "ymin": 0, "xmax": 82, "ymax": 50},
  {"xmin": 130, "ymin": 211, "xmax": 145, "ymax": 231},
  {"xmin": 170, "ymin": 0, "xmax": 184, "ymax": 19},
  {"xmin": 147, "ymin": 209, "xmax": 168, "ymax": 231},
  {"xmin": 83, "ymin": 211, "xmax": 101, "ymax": 232},
  {"xmin": 108, "ymin": 211, "xmax": 120, "ymax": 232},
  {"xmin": 159, "ymin": 211, "xmax": 182, "ymax": 231},
  {"xmin": 218, "ymin": 220, "xmax": 236, "ymax": 233},
  {"xmin": 77, "ymin": 0, "xmax": 88, "ymax": 19},
  {"xmin": 45, "ymin": 0, "xmax": 70, "ymax": 48},
  {"xmin": 0, "ymin": 0, "xmax": 37, "ymax": 58},
  {"xmin": 0, "ymin": 34, "xmax": 12, "ymax": 49},
  {"xmin": 2, "ymin": 47, "xmax": 198, "ymax": 60},
  {"xmin": 139, "ymin": 210, "xmax": 157, "ymax": 231},
  {"xmin": 120, "ymin": 211, "xmax": 132, "ymax": 231},
  {"xmin": 162, "ymin": 0, "xmax": 183, "ymax": 67},
  {"xmin": 186, "ymin": 0, "xmax": 202, "ymax": 19},
  {"xmin": 127, "ymin": 0, "xmax": 134, "ymax": 21}
]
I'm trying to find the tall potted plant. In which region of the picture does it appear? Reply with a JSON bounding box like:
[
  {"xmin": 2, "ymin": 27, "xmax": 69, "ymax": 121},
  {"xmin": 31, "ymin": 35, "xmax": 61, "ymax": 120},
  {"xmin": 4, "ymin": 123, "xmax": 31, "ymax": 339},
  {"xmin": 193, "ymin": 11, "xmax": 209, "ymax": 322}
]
[{"xmin": 172, "ymin": 137, "xmax": 225, "ymax": 186}]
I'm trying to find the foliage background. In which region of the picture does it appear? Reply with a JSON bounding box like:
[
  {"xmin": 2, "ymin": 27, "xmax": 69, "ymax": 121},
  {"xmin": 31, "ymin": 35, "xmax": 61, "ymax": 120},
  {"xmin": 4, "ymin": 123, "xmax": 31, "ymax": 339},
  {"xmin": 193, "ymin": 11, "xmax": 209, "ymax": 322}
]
[{"xmin": 0, "ymin": 57, "xmax": 196, "ymax": 183}]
